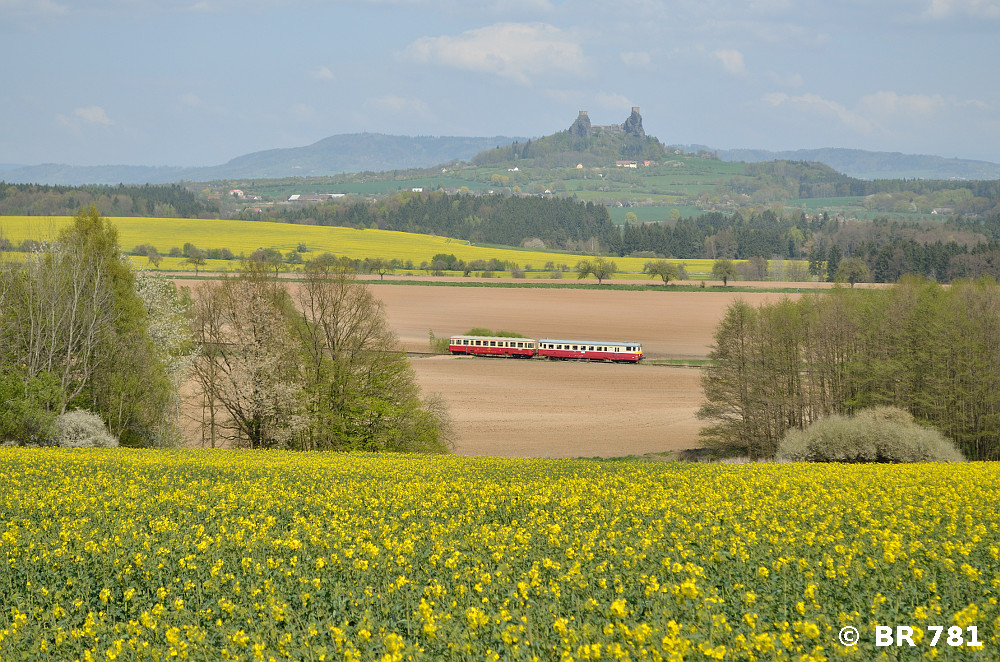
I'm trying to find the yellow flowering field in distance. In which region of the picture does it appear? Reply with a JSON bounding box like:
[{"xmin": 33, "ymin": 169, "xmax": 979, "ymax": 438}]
[
  {"xmin": 0, "ymin": 216, "xmax": 722, "ymax": 277},
  {"xmin": 1, "ymin": 449, "xmax": 997, "ymax": 661}
]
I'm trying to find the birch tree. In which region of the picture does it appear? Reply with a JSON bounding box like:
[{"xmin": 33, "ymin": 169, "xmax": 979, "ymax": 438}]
[{"xmin": 0, "ymin": 206, "xmax": 179, "ymax": 445}]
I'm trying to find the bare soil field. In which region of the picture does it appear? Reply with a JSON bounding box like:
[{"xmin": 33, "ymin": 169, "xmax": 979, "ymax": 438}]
[
  {"xmin": 372, "ymin": 284, "xmax": 800, "ymax": 457},
  {"xmin": 369, "ymin": 284, "xmax": 798, "ymax": 359},
  {"xmin": 412, "ymin": 356, "xmax": 704, "ymax": 458}
]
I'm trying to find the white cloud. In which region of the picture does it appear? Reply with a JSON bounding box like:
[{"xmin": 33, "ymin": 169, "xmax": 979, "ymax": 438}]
[
  {"xmin": 365, "ymin": 95, "xmax": 433, "ymax": 120},
  {"xmin": 922, "ymin": 0, "xmax": 1000, "ymax": 19},
  {"xmin": 407, "ymin": 23, "xmax": 585, "ymax": 85},
  {"xmin": 311, "ymin": 65, "xmax": 335, "ymax": 81},
  {"xmin": 541, "ymin": 88, "xmax": 577, "ymax": 103},
  {"xmin": 767, "ymin": 71, "xmax": 803, "ymax": 87},
  {"xmin": 73, "ymin": 105, "xmax": 113, "ymax": 125},
  {"xmin": 621, "ymin": 51, "xmax": 651, "ymax": 67},
  {"xmin": 762, "ymin": 90, "xmax": 985, "ymax": 137},
  {"xmin": 596, "ymin": 92, "xmax": 632, "ymax": 110},
  {"xmin": 763, "ymin": 92, "xmax": 873, "ymax": 132},
  {"xmin": 858, "ymin": 91, "xmax": 947, "ymax": 118},
  {"xmin": 713, "ymin": 49, "xmax": 746, "ymax": 76},
  {"xmin": 0, "ymin": 0, "xmax": 68, "ymax": 17},
  {"xmin": 56, "ymin": 105, "xmax": 114, "ymax": 135},
  {"xmin": 489, "ymin": 0, "xmax": 555, "ymax": 11},
  {"xmin": 749, "ymin": 0, "xmax": 795, "ymax": 12},
  {"xmin": 290, "ymin": 103, "xmax": 316, "ymax": 120},
  {"xmin": 178, "ymin": 92, "xmax": 203, "ymax": 107}
]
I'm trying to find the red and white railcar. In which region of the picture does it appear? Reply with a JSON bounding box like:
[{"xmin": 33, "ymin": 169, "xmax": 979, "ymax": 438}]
[
  {"xmin": 448, "ymin": 335, "xmax": 538, "ymax": 358},
  {"xmin": 537, "ymin": 339, "xmax": 643, "ymax": 363}
]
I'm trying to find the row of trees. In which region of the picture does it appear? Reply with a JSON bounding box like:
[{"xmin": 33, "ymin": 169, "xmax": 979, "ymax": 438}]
[
  {"xmin": 1, "ymin": 206, "xmax": 450, "ymax": 452},
  {"xmin": 698, "ymin": 277, "xmax": 1000, "ymax": 460},
  {"xmin": 189, "ymin": 262, "xmax": 449, "ymax": 451}
]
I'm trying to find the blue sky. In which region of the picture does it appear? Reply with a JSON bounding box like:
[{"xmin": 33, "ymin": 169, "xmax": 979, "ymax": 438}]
[{"xmin": 2, "ymin": 0, "xmax": 999, "ymax": 167}]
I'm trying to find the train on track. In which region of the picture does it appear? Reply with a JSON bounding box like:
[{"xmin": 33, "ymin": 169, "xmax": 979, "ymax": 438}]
[{"xmin": 448, "ymin": 335, "xmax": 644, "ymax": 363}]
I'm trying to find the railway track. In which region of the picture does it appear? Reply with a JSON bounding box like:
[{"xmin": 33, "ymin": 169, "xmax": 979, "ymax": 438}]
[{"xmin": 407, "ymin": 351, "xmax": 709, "ymax": 367}]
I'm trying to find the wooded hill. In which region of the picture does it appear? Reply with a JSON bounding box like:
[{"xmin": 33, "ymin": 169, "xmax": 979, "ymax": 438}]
[
  {"xmin": 471, "ymin": 130, "xmax": 670, "ymax": 168},
  {"xmin": 0, "ymin": 182, "xmax": 220, "ymax": 218}
]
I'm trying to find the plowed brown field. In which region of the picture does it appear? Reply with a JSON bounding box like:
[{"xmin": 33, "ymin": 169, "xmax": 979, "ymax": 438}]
[
  {"xmin": 411, "ymin": 357, "xmax": 703, "ymax": 458},
  {"xmin": 371, "ymin": 284, "xmax": 795, "ymax": 358},
  {"xmin": 372, "ymin": 284, "xmax": 799, "ymax": 457}
]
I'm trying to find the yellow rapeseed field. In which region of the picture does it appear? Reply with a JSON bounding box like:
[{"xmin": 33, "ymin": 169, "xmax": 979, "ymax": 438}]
[
  {"xmin": 1, "ymin": 449, "xmax": 996, "ymax": 660},
  {"xmin": 0, "ymin": 216, "xmax": 707, "ymax": 276}
]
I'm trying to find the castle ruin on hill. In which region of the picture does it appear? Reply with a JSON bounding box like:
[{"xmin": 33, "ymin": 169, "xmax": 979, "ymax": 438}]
[{"xmin": 569, "ymin": 107, "xmax": 645, "ymax": 139}]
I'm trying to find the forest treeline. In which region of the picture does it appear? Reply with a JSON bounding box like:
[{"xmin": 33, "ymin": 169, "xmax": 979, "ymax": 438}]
[
  {"xmin": 240, "ymin": 191, "xmax": 619, "ymax": 252},
  {"xmin": 617, "ymin": 210, "xmax": 1000, "ymax": 282},
  {"xmin": 698, "ymin": 277, "xmax": 1000, "ymax": 461},
  {"xmin": 0, "ymin": 182, "xmax": 220, "ymax": 218}
]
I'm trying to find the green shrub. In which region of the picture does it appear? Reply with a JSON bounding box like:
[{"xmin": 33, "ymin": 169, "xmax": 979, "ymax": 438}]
[
  {"xmin": 777, "ymin": 407, "xmax": 964, "ymax": 463},
  {"xmin": 0, "ymin": 371, "xmax": 62, "ymax": 446},
  {"xmin": 464, "ymin": 328, "xmax": 528, "ymax": 338},
  {"xmin": 53, "ymin": 410, "xmax": 119, "ymax": 448},
  {"xmin": 427, "ymin": 330, "xmax": 451, "ymax": 354}
]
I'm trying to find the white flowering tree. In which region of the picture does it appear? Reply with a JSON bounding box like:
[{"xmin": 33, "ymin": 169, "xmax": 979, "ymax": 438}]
[{"xmin": 189, "ymin": 263, "xmax": 305, "ymax": 449}]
